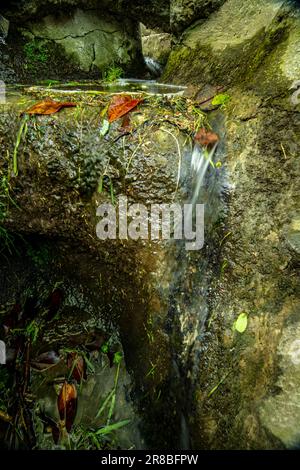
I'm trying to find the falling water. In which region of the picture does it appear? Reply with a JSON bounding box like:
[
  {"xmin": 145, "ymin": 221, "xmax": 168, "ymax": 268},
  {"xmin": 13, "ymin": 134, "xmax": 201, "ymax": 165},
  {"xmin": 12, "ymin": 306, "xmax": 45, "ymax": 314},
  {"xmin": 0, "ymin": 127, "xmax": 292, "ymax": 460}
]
[
  {"xmin": 181, "ymin": 141, "xmax": 219, "ymax": 231},
  {"xmin": 190, "ymin": 143, "xmax": 218, "ymax": 207},
  {"xmin": 144, "ymin": 56, "xmax": 163, "ymax": 78}
]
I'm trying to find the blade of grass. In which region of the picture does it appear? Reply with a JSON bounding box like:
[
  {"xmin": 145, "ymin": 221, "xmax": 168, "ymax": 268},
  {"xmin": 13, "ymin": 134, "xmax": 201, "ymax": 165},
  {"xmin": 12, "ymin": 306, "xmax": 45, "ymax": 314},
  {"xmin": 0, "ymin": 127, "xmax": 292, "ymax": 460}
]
[{"xmin": 95, "ymin": 419, "xmax": 130, "ymax": 436}]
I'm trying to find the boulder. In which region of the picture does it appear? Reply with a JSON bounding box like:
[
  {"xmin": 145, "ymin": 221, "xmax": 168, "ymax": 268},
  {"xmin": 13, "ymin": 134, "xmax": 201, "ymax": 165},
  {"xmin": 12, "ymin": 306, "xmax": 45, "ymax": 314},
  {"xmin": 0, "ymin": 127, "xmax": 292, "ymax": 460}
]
[
  {"xmin": 1, "ymin": 8, "xmax": 143, "ymax": 82},
  {"xmin": 170, "ymin": 0, "xmax": 226, "ymax": 31},
  {"xmin": 161, "ymin": 0, "xmax": 300, "ymax": 450},
  {"xmin": 0, "ymin": 85, "xmax": 193, "ymax": 448},
  {"xmin": 142, "ymin": 28, "xmax": 172, "ymax": 66},
  {"xmin": 163, "ymin": 0, "xmax": 300, "ymax": 90}
]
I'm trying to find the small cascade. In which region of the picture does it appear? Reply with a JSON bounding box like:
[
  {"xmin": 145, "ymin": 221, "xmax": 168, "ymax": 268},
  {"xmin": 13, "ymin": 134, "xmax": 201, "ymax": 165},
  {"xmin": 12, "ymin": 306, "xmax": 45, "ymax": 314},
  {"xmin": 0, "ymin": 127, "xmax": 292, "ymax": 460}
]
[
  {"xmin": 190, "ymin": 143, "xmax": 218, "ymax": 207},
  {"xmin": 144, "ymin": 56, "xmax": 163, "ymax": 78}
]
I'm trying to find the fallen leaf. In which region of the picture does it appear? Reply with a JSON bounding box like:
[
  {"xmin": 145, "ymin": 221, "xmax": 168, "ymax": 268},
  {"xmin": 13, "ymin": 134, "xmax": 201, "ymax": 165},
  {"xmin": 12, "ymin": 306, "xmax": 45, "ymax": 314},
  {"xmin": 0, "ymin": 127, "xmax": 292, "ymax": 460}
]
[
  {"xmin": 57, "ymin": 381, "xmax": 77, "ymax": 433},
  {"xmin": 22, "ymin": 100, "xmax": 77, "ymax": 116},
  {"xmin": 234, "ymin": 313, "xmax": 248, "ymax": 333},
  {"xmin": 194, "ymin": 128, "xmax": 219, "ymax": 147},
  {"xmin": 120, "ymin": 114, "xmax": 131, "ymax": 130},
  {"xmin": 39, "ymin": 412, "xmax": 60, "ymax": 444},
  {"xmin": 67, "ymin": 352, "xmax": 87, "ymax": 383},
  {"xmin": 108, "ymin": 95, "xmax": 142, "ymax": 123}
]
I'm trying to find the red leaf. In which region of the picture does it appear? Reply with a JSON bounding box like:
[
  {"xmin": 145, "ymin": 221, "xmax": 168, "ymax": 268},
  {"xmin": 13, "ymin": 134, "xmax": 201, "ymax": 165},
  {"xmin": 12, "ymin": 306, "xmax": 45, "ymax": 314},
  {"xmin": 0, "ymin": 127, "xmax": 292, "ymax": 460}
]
[
  {"xmin": 194, "ymin": 128, "xmax": 219, "ymax": 147},
  {"xmin": 108, "ymin": 95, "xmax": 142, "ymax": 123},
  {"xmin": 57, "ymin": 382, "xmax": 77, "ymax": 433},
  {"xmin": 22, "ymin": 100, "xmax": 77, "ymax": 116},
  {"xmin": 67, "ymin": 352, "xmax": 87, "ymax": 383}
]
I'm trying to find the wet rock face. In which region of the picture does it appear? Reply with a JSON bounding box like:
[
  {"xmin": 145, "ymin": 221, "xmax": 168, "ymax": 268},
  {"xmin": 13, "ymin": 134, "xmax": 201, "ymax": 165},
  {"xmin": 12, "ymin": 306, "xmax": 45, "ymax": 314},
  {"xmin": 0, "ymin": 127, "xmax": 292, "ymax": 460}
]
[
  {"xmin": 1, "ymin": 0, "xmax": 170, "ymax": 31},
  {"xmin": 170, "ymin": 0, "xmax": 226, "ymax": 31},
  {"xmin": 160, "ymin": 0, "xmax": 300, "ymax": 451},
  {"xmin": 163, "ymin": 0, "xmax": 300, "ymax": 89},
  {"xmin": 0, "ymin": 87, "xmax": 193, "ymax": 448},
  {"xmin": 141, "ymin": 25, "xmax": 172, "ymax": 67},
  {"xmin": 0, "ymin": 15, "xmax": 16, "ymax": 82},
  {"xmin": 1, "ymin": 8, "xmax": 143, "ymax": 82},
  {"xmin": 0, "ymin": 0, "xmax": 230, "ymax": 81},
  {"xmin": 1, "ymin": 0, "xmax": 226, "ymax": 37}
]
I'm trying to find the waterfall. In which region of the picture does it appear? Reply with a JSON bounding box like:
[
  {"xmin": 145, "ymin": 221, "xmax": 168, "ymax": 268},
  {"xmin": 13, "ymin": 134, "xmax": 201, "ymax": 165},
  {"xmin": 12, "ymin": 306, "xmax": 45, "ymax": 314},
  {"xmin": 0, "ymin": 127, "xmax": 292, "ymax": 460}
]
[
  {"xmin": 188, "ymin": 142, "xmax": 218, "ymax": 212},
  {"xmin": 144, "ymin": 56, "xmax": 163, "ymax": 78}
]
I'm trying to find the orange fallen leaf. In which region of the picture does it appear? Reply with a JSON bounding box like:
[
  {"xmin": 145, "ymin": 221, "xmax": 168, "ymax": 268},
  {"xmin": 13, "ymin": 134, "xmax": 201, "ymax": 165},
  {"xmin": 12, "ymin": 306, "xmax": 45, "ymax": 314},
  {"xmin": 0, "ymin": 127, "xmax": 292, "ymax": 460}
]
[
  {"xmin": 194, "ymin": 128, "xmax": 219, "ymax": 147},
  {"xmin": 57, "ymin": 381, "xmax": 77, "ymax": 433},
  {"xmin": 108, "ymin": 95, "xmax": 142, "ymax": 123},
  {"xmin": 67, "ymin": 352, "xmax": 87, "ymax": 383},
  {"xmin": 22, "ymin": 100, "xmax": 77, "ymax": 116}
]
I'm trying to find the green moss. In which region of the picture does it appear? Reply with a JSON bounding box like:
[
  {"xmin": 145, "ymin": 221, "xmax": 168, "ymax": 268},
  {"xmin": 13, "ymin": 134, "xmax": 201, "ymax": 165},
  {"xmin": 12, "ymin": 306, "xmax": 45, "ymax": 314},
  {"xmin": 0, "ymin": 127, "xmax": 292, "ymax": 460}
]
[
  {"xmin": 163, "ymin": 12, "xmax": 293, "ymax": 92},
  {"xmin": 26, "ymin": 243, "xmax": 51, "ymax": 268},
  {"xmin": 23, "ymin": 39, "xmax": 49, "ymax": 71}
]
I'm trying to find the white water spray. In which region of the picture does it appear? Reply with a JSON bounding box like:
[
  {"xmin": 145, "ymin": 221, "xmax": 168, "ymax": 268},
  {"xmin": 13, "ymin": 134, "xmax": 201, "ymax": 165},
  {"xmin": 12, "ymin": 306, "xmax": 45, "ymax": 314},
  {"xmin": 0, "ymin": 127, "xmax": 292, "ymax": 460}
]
[{"xmin": 190, "ymin": 142, "xmax": 218, "ymax": 208}]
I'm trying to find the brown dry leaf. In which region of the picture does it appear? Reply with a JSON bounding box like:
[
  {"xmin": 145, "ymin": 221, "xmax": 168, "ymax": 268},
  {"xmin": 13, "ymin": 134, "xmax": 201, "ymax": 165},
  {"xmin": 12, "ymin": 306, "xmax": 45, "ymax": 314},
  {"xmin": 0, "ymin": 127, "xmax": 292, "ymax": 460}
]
[
  {"xmin": 57, "ymin": 381, "xmax": 77, "ymax": 433},
  {"xmin": 194, "ymin": 128, "xmax": 219, "ymax": 147},
  {"xmin": 67, "ymin": 352, "xmax": 87, "ymax": 383},
  {"xmin": 108, "ymin": 95, "xmax": 142, "ymax": 123},
  {"xmin": 120, "ymin": 114, "xmax": 131, "ymax": 130},
  {"xmin": 22, "ymin": 100, "xmax": 77, "ymax": 116}
]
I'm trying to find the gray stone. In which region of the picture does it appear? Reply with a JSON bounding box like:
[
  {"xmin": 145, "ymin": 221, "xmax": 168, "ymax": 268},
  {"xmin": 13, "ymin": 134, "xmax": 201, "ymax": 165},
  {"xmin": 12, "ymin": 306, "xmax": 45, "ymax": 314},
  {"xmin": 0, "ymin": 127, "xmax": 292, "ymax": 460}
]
[
  {"xmin": 260, "ymin": 317, "xmax": 300, "ymax": 448},
  {"xmin": 0, "ymin": 14, "xmax": 9, "ymax": 40},
  {"xmin": 142, "ymin": 30, "xmax": 172, "ymax": 66},
  {"xmin": 163, "ymin": 0, "xmax": 300, "ymax": 89},
  {"xmin": 170, "ymin": 0, "xmax": 226, "ymax": 31},
  {"xmin": 22, "ymin": 8, "xmax": 142, "ymax": 74}
]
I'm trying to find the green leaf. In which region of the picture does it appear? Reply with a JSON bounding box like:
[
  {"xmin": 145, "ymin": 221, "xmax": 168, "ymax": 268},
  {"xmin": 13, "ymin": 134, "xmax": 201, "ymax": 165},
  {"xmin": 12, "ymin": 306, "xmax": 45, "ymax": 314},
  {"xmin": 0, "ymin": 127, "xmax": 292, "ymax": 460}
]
[
  {"xmin": 113, "ymin": 351, "xmax": 122, "ymax": 365},
  {"xmin": 95, "ymin": 419, "xmax": 130, "ymax": 436},
  {"xmin": 101, "ymin": 342, "xmax": 109, "ymax": 354},
  {"xmin": 234, "ymin": 313, "xmax": 248, "ymax": 333},
  {"xmin": 96, "ymin": 389, "xmax": 114, "ymax": 419},
  {"xmin": 211, "ymin": 93, "xmax": 230, "ymax": 107},
  {"xmin": 100, "ymin": 119, "xmax": 110, "ymax": 137}
]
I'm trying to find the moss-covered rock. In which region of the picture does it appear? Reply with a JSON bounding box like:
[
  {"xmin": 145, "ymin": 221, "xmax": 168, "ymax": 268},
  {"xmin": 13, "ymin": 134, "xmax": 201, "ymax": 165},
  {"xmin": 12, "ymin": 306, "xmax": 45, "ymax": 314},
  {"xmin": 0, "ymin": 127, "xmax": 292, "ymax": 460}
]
[
  {"xmin": 0, "ymin": 85, "xmax": 195, "ymax": 448},
  {"xmin": 3, "ymin": 8, "xmax": 144, "ymax": 82},
  {"xmin": 159, "ymin": 0, "xmax": 300, "ymax": 450},
  {"xmin": 163, "ymin": 0, "xmax": 300, "ymax": 93}
]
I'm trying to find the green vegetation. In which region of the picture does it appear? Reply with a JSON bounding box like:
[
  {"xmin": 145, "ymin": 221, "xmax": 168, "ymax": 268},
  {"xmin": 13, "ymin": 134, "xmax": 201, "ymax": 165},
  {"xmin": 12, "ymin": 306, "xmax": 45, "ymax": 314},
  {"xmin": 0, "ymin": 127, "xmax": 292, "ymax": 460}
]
[
  {"xmin": 11, "ymin": 320, "xmax": 40, "ymax": 344},
  {"xmin": 13, "ymin": 115, "xmax": 29, "ymax": 176},
  {"xmin": 98, "ymin": 175, "xmax": 115, "ymax": 205},
  {"xmin": 66, "ymin": 349, "xmax": 129, "ymax": 450},
  {"xmin": 0, "ymin": 166, "xmax": 18, "ymax": 254},
  {"xmin": 211, "ymin": 93, "xmax": 231, "ymax": 109},
  {"xmin": 70, "ymin": 419, "xmax": 130, "ymax": 450},
  {"xmin": 191, "ymin": 105, "xmax": 210, "ymax": 131},
  {"xmin": 23, "ymin": 39, "xmax": 49, "ymax": 70},
  {"xmin": 103, "ymin": 64, "xmax": 124, "ymax": 83},
  {"xmin": 26, "ymin": 243, "xmax": 51, "ymax": 268},
  {"xmin": 233, "ymin": 313, "xmax": 248, "ymax": 334}
]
